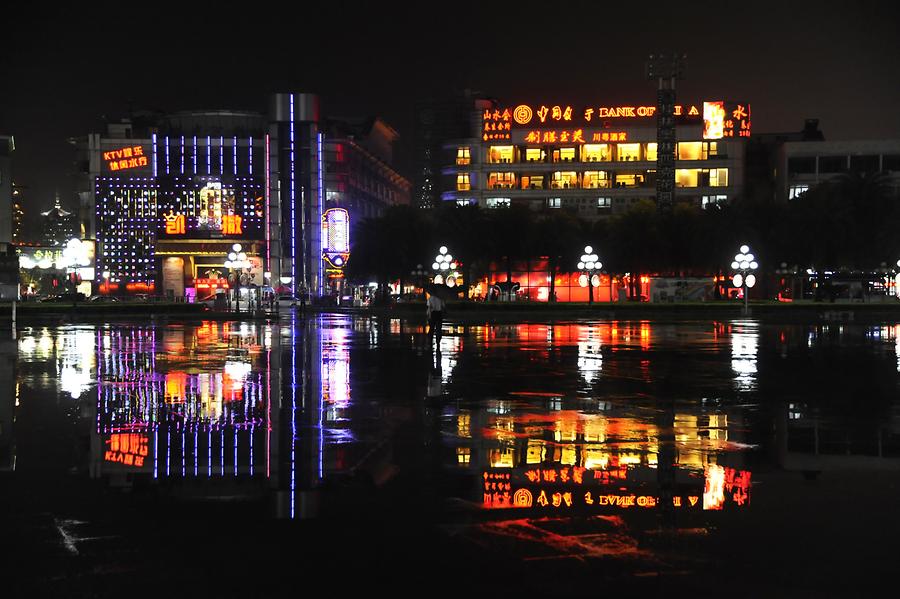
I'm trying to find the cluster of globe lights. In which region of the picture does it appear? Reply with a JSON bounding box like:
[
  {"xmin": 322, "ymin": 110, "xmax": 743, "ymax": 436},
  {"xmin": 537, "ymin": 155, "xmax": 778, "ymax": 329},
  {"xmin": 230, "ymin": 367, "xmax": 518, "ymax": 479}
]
[
  {"xmin": 731, "ymin": 244, "xmax": 759, "ymax": 288},
  {"xmin": 432, "ymin": 246, "xmax": 457, "ymax": 272},
  {"xmin": 577, "ymin": 246, "xmax": 602, "ymax": 272},
  {"xmin": 224, "ymin": 243, "xmax": 252, "ymax": 270}
]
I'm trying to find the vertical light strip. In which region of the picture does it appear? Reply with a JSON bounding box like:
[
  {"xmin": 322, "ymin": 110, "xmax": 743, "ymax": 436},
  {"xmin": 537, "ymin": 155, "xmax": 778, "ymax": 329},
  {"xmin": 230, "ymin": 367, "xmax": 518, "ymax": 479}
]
[
  {"xmin": 208, "ymin": 429, "xmax": 212, "ymax": 477},
  {"xmin": 265, "ymin": 134, "xmax": 270, "ymax": 273},
  {"xmin": 317, "ymin": 132, "xmax": 324, "ymax": 296},
  {"xmin": 249, "ymin": 135, "xmax": 253, "ymax": 175},
  {"xmin": 206, "ymin": 135, "xmax": 211, "ymax": 175},
  {"xmin": 152, "ymin": 133, "xmax": 158, "ymax": 178},
  {"xmin": 180, "ymin": 136, "xmax": 185, "ymax": 174},
  {"xmin": 233, "ymin": 136, "xmax": 238, "ymax": 176},
  {"xmin": 290, "ymin": 94, "xmax": 296, "ymax": 290},
  {"xmin": 290, "ymin": 312, "xmax": 296, "ymax": 519},
  {"xmin": 219, "ymin": 136, "xmax": 224, "ymax": 174},
  {"xmin": 165, "ymin": 136, "xmax": 170, "ymax": 175},
  {"xmin": 192, "ymin": 136, "xmax": 197, "ymax": 175}
]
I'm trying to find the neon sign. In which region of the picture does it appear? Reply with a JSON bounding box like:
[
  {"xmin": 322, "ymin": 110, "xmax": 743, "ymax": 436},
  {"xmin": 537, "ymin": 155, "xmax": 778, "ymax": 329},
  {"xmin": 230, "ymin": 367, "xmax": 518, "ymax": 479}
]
[
  {"xmin": 222, "ymin": 214, "xmax": 243, "ymax": 235},
  {"xmin": 104, "ymin": 145, "xmax": 149, "ymax": 171},
  {"xmin": 704, "ymin": 101, "xmax": 751, "ymax": 139},
  {"xmin": 164, "ymin": 211, "xmax": 186, "ymax": 234},
  {"xmin": 322, "ymin": 208, "xmax": 350, "ymax": 268},
  {"xmin": 482, "ymin": 108, "xmax": 512, "ymax": 141},
  {"xmin": 104, "ymin": 433, "xmax": 150, "ymax": 467},
  {"xmin": 522, "ymin": 130, "xmax": 628, "ymax": 144},
  {"xmin": 507, "ymin": 104, "xmax": 703, "ymax": 126}
]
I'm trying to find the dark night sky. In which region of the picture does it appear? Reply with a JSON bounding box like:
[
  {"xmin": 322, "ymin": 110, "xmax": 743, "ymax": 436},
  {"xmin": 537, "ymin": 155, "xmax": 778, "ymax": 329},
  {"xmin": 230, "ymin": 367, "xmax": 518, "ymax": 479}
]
[{"xmin": 3, "ymin": 1, "xmax": 899, "ymax": 231}]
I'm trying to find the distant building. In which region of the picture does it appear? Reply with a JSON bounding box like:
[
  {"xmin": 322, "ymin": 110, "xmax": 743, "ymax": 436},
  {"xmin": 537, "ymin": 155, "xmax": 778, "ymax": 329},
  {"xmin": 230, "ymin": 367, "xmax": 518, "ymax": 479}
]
[
  {"xmin": 12, "ymin": 184, "xmax": 24, "ymax": 243},
  {"xmin": 41, "ymin": 192, "xmax": 76, "ymax": 247},
  {"xmin": 72, "ymin": 95, "xmax": 410, "ymax": 298},
  {"xmin": 0, "ymin": 135, "xmax": 13, "ymax": 243},
  {"xmin": 779, "ymin": 137, "xmax": 900, "ymax": 202},
  {"xmin": 436, "ymin": 96, "xmax": 750, "ymax": 217},
  {"xmin": 414, "ymin": 91, "xmax": 494, "ymax": 209}
]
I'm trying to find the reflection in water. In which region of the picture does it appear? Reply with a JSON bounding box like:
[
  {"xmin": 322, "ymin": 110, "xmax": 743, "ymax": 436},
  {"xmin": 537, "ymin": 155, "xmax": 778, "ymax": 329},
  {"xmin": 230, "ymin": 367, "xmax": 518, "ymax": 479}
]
[
  {"xmin": 731, "ymin": 321, "xmax": 759, "ymax": 391},
  {"xmin": 577, "ymin": 326, "xmax": 602, "ymax": 385}
]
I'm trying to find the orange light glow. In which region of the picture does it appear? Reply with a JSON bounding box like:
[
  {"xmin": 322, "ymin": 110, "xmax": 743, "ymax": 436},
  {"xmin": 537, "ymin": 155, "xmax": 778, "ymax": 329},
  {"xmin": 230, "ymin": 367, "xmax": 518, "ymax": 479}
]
[
  {"xmin": 104, "ymin": 145, "xmax": 148, "ymax": 171},
  {"xmin": 222, "ymin": 214, "xmax": 243, "ymax": 235}
]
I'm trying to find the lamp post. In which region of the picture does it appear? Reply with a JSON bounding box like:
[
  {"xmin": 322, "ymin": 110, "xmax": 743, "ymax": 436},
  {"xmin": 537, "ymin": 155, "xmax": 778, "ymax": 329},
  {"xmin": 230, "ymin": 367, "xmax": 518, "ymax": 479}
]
[
  {"xmin": 431, "ymin": 246, "xmax": 457, "ymax": 287},
  {"xmin": 411, "ymin": 263, "xmax": 429, "ymax": 298},
  {"xmin": 224, "ymin": 243, "xmax": 251, "ymax": 313},
  {"xmin": 577, "ymin": 245, "xmax": 601, "ymax": 305},
  {"xmin": 731, "ymin": 244, "xmax": 758, "ymax": 316}
]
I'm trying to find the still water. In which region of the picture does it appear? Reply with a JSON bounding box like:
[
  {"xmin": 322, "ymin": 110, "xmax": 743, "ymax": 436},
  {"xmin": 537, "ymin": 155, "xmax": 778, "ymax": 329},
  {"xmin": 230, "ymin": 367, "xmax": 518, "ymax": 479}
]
[{"xmin": 4, "ymin": 315, "xmax": 900, "ymax": 595}]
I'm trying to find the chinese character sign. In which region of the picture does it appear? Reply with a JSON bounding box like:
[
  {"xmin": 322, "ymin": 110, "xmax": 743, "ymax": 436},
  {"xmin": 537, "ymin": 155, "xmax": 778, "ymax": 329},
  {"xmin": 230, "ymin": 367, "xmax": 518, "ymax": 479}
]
[
  {"xmin": 703, "ymin": 101, "xmax": 726, "ymax": 140},
  {"xmin": 164, "ymin": 212, "xmax": 186, "ymax": 235},
  {"xmin": 103, "ymin": 433, "xmax": 151, "ymax": 468},
  {"xmin": 104, "ymin": 145, "xmax": 149, "ymax": 172},
  {"xmin": 222, "ymin": 214, "xmax": 243, "ymax": 235}
]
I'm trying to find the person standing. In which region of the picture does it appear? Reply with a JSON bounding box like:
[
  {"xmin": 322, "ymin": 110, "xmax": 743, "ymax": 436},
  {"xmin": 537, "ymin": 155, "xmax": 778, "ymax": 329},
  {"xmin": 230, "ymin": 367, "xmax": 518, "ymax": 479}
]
[{"xmin": 426, "ymin": 291, "xmax": 446, "ymax": 343}]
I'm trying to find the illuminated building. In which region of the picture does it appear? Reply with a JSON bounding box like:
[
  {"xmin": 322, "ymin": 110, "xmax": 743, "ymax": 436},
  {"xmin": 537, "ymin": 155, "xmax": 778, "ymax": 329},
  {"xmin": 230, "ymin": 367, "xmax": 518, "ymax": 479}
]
[
  {"xmin": 440, "ymin": 98, "xmax": 749, "ymax": 216},
  {"xmin": 0, "ymin": 135, "xmax": 13, "ymax": 244},
  {"xmin": 75, "ymin": 97, "xmax": 410, "ymax": 297},
  {"xmin": 12, "ymin": 184, "xmax": 24, "ymax": 243},
  {"xmin": 41, "ymin": 192, "xmax": 76, "ymax": 247}
]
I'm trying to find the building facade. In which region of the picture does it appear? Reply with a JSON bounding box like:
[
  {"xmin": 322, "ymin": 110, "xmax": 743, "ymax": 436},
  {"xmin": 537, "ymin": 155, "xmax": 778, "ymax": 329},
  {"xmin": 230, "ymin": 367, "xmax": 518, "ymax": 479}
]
[
  {"xmin": 439, "ymin": 99, "xmax": 750, "ymax": 217},
  {"xmin": 779, "ymin": 138, "xmax": 900, "ymax": 201},
  {"xmin": 74, "ymin": 94, "xmax": 410, "ymax": 298}
]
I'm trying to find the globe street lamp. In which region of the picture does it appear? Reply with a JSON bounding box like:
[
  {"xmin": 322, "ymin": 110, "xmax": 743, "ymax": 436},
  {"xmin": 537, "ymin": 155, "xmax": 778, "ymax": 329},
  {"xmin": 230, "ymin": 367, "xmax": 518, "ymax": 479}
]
[
  {"xmin": 224, "ymin": 243, "xmax": 252, "ymax": 312},
  {"xmin": 731, "ymin": 244, "xmax": 758, "ymax": 315},
  {"xmin": 577, "ymin": 245, "xmax": 601, "ymax": 305},
  {"xmin": 432, "ymin": 246, "xmax": 457, "ymax": 286}
]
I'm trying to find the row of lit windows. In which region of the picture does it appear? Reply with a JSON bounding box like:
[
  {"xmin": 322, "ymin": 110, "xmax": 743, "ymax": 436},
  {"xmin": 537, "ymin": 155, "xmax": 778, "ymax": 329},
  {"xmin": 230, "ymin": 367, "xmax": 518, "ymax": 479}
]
[
  {"xmin": 469, "ymin": 195, "xmax": 727, "ymax": 210},
  {"xmin": 457, "ymin": 142, "xmax": 721, "ymax": 165},
  {"xmin": 457, "ymin": 168, "xmax": 729, "ymax": 191}
]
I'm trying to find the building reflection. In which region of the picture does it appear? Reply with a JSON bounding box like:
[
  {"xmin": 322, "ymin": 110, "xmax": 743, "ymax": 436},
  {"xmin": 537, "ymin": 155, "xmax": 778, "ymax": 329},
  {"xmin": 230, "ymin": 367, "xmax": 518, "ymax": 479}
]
[{"xmin": 447, "ymin": 400, "xmax": 751, "ymax": 516}]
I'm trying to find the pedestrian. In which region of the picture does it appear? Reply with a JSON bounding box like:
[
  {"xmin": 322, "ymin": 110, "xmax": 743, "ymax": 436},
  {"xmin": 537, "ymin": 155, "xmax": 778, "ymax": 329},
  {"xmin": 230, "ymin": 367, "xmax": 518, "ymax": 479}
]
[{"xmin": 426, "ymin": 291, "xmax": 446, "ymax": 343}]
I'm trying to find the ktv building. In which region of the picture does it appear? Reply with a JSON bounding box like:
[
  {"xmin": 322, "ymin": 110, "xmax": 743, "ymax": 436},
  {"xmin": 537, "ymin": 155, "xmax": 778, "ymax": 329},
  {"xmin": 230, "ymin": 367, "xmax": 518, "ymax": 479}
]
[
  {"xmin": 75, "ymin": 94, "xmax": 410, "ymax": 298},
  {"xmin": 442, "ymin": 99, "xmax": 750, "ymax": 215}
]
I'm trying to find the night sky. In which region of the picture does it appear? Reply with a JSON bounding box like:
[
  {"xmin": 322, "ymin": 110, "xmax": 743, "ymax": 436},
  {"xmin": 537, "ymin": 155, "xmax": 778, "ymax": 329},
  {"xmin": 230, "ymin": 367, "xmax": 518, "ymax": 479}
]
[{"xmin": 3, "ymin": 1, "xmax": 899, "ymax": 231}]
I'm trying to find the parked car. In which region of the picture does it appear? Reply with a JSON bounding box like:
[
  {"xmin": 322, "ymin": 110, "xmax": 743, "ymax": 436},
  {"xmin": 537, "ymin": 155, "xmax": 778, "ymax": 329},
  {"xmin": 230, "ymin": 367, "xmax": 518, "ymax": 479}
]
[
  {"xmin": 88, "ymin": 295, "xmax": 118, "ymax": 303},
  {"xmin": 38, "ymin": 292, "xmax": 87, "ymax": 303}
]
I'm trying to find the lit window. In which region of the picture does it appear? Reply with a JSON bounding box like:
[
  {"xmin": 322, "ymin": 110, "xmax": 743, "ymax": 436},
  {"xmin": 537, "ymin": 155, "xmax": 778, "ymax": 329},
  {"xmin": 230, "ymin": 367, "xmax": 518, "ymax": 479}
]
[
  {"xmin": 520, "ymin": 175, "xmax": 545, "ymax": 190},
  {"xmin": 488, "ymin": 146, "xmax": 514, "ymax": 163},
  {"xmin": 789, "ymin": 184, "xmax": 809, "ymax": 199},
  {"xmin": 613, "ymin": 173, "xmax": 644, "ymax": 188},
  {"xmin": 645, "ymin": 143, "xmax": 658, "ymax": 161},
  {"xmin": 548, "ymin": 198, "xmax": 561, "ymax": 208},
  {"xmin": 582, "ymin": 171, "xmax": 610, "ymax": 189},
  {"xmin": 710, "ymin": 168, "xmax": 728, "ymax": 187},
  {"xmin": 525, "ymin": 148, "xmax": 545, "ymax": 162},
  {"xmin": 553, "ymin": 147, "xmax": 577, "ymax": 163},
  {"xmin": 703, "ymin": 141, "xmax": 719, "ymax": 159},
  {"xmin": 597, "ymin": 197, "xmax": 612, "ymax": 208},
  {"xmin": 676, "ymin": 168, "xmax": 700, "ymax": 187},
  {"xmin": 616, "ymin": 143, "xmax": 641, "ymax": 162},
  {"xmin": 456, "ymin": 147, "xmax": 470, "ymax": 166},
  {"xmin": 582, "ymin": 144, "xmax": 610, "ymax": 162},
  {"xmin": 702, "ymin": 195, "xmax": 727, "ymax": 208},
  {"xmin": 456, "ymin": 173, "xmax": 471, "ymax": 191},
  {"xmin": 677, "ymin": 142, "xmax": 703, "ymax": 160},
  {"xmin": 551, "ymin": 171, "xmax": 578, "ymax": 189},
  {"xmin": 486, "ymin": 198, "xmax": 511, "ymax": 209},
  {"xmin": 488, "ymin": 172, "xmax": 515, "ymax": 189}
]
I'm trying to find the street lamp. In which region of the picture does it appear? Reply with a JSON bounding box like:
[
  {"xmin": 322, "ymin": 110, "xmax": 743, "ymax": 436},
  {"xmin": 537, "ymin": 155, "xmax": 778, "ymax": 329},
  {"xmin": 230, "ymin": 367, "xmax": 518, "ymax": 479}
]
[
  {"xmin": 432, "ymin": 246, "xmax": 457, "ymax": 286},
  {"xmin": 577, "ymin": 245, "xmax": 601, "ymax": 305},
  {"xmin": 731, "ymin": 244, "xmax": 758, "ymax": 315},
  {"xmin": 224, "ymin": 243, "xmax": 252, "ymax": 312},
  {"xmin": 411, "ymin": 263, "xmax": 429, "ymax": 297}
]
